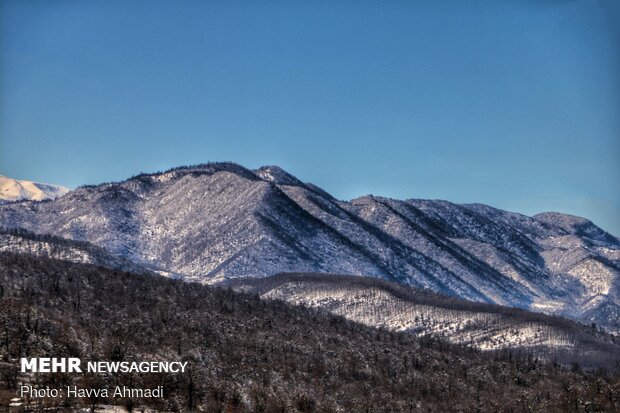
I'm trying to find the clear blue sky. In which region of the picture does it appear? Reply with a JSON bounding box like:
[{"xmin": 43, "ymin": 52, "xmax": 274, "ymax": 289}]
[{"xmin": 1, "ymin": 0, "xmax": 619, "ymax": 235}]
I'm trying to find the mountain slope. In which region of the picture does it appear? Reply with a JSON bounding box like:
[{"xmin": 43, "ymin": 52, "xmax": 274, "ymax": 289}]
[
  {"xmin": 0, "ymin": 162, "xmax": 618, "ymax": 332},
  {"xmin": 0, "ymin": 228, "xmax": 153, "ymax": 275},
  {"xmin": 0, "ymin": 175, "xmax": 69, "ymax": 201}
]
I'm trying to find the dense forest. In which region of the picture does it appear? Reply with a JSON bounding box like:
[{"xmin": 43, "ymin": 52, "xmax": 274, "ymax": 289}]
[{"xmin": 1, "ymin": 252, "xmax": 619, "ymax": 412}]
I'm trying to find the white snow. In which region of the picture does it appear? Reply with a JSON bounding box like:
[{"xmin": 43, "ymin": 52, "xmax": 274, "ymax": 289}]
[{"xmin": 0, "ymin": 175, "xmax": 70, "ymax": 201}]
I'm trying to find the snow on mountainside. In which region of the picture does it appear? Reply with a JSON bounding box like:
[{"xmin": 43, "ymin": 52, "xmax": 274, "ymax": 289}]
[
  {"xmin": 0, "ymin": 228, "xmax": 152, "ymax": 275},
  {"xmin": 229, "ymin": 273, "xmax": 620, "ymax": 363},
  {"xmin": 0, "ymin": 175, "xmax": 70, "ymax": 201},
  {"xmin": 0, "ymin": 162, "xmax": 618, "ymax": 332}
]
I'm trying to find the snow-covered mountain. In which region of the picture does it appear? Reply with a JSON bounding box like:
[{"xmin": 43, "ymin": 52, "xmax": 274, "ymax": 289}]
[
  {"xmin": 230, "ymin": 273, "xmax": 619, "ymax": 361},
  {"xmin": 0, "ymin": 175, "xmax": 69, "ymax": 201},
  {"xmin": 0, "ymin": 162, "xmax": 618, "ymax": 331}
]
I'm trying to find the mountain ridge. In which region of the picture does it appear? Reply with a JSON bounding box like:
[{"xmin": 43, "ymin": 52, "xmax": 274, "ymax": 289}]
[
  {"xmin": 0, "ymin": 162, "xmax": 618, "ymax": 332},
  {"xmin": 228, "ymin": 272, "xmax": 620, "ymax": 361}
]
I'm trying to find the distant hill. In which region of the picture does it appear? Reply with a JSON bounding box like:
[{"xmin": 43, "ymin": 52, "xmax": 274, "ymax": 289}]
[
  {"xmin": 230, "ymin": 273, "xmax": 619, "ymax": 361},
  {"xmin": 0, "ymin": 228, "xmax": 154, "ymax": 275},
  {"xmin": 0, "ymin": 175, "xmax": 69, "ymax": 201}
]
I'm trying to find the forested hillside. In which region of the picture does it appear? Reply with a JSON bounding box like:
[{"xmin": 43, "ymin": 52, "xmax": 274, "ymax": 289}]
[
  {"xmin": 231, "ymin": 273, "xmax": 620, "ymax": 362},
  {"xmin": 1, "ymin": 252, "xmax": 619, "ymax": 412}
]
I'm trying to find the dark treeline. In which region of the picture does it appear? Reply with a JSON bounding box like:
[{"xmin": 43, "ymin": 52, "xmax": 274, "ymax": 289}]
[{"xmin": 1, "ymin": 252, "xmax": 619, "ymax": 412}]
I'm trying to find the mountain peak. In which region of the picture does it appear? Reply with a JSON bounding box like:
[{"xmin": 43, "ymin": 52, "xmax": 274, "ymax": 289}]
[
  {"xmin": 254, "ymin": 165, "xmax": 305, "ymax": 187},
  {"xmin": 534, "ymin": 212, "xmax": 618, "ymax": 244},
  {"xmin": 75, "ymin": 162, "xmax": 262, "ymax": 190},
  {"xmin": 0, "ymin": 175, "xmax": 70, "ymax": 202}
]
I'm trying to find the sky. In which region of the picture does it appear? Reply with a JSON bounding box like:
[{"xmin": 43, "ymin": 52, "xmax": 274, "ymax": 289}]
[{"xmin": 1, "ymin": 0, "xmax": 619, "ymax": 235}]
